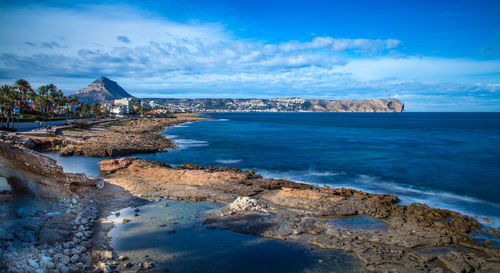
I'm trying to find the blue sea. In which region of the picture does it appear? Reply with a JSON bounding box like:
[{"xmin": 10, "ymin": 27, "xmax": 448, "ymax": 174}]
[{"xmin": 50, "ymin": 112, "xmax": 500, "ymax": 228}]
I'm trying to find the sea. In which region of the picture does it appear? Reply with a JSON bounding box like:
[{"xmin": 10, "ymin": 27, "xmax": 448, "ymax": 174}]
[{"xmin": 50, "ymin": 112, "xmax": 500, "ymax": 229}]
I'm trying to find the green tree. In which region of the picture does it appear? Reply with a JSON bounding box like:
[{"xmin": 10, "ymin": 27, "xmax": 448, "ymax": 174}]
[
  {"xmin": 68, "ymin": 95, "xmax": 79, "ymax": 119},
  {"xmin": 91, "ymin": 103, "xmax": 102, "ymax": 117},
  {"xmin": 35, "ymin": 85, "xmax": 51, "ymax": 120},
  {"xmin": 15, "ymin": 79, "xmax": 33, "ymax": 112},
  {"xmin": 0, "ymin": 85, "xmax": 13, "ymax": 128},
  {"xmin": 0, "ymin": 84, "xmax": 19, "ymax": 129},
  {"xmin": 77, "ymin": 102, "xmax": 91, "ymax": 118}
]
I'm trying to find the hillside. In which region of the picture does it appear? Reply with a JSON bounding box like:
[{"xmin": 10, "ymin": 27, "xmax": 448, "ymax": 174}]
[
  {"xmin": 145, "ymin": 98, "xmax": 404, "ymax": 112},
  {"xmin": 72, "ymin": 76, "xmax": 133, "ymax": 104}
]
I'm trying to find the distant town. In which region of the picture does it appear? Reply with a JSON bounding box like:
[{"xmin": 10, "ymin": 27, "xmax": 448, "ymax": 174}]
[{"xmin": 0, "ymin": 76, "xmax": 404, "ymax": 131}]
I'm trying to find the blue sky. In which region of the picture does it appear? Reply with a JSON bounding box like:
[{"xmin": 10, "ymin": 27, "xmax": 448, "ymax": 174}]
[{"xmin": 0, "ymin": 0, "xmax": 499, "ymax": 111}]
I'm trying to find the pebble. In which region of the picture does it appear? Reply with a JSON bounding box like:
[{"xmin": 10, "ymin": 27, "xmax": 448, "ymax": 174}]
[
  {"xmin": 70, "ymin": 254, "xmax": 79, "ymax": 263},
  {"xmin": 118, "ymin": 255, "xmax": 129, "ymax": 261},
  {"xmin": 46, "ymin": 262, "xmax": 55, "ymax": 269},
  {"xmin": 59, "ymin": 265, "xmax": 69, "ymax": 273},
  {"xmin": 61, "ymin": 255, "xmax": 70, "ymax": 265}
]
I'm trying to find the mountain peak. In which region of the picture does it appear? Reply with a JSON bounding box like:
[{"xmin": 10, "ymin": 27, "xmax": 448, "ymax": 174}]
[
  {"xmin": 73, "ymin": 76, "xmax": 133, "ymax": 104},
  {"xmin": 95, "ymin": 76, "xmax": 111, "ymax": 82}
]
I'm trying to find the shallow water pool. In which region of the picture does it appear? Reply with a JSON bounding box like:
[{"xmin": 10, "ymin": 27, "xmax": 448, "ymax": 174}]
[{"xmin": 107, "ymin": 200, "xmax": 366, "ymax": 273}]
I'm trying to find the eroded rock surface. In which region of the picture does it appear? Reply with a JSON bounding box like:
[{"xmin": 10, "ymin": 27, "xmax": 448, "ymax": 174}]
[
  {"xmin": 58, "ymin": 114, "xmax": 207, "ymax": 157},
  {"xmin": 99, "ymin": 157, "xmax": 500, "ymax": 272}
]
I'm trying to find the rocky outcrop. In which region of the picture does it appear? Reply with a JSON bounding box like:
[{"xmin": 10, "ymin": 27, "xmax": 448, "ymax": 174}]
[
  {"xmin": 0, "ymin": 134, "xmax": 64, "ymax": 152},
  {"xmin": 0, "ymin": 143, "xmax": 99, "ymax": 199},
  {"xmin": 308, "ymin": 98, "xmax": 404, "ymax": 112},
  {"xmin": 58, "ymin": 114, "xmax": 208, "ymax": 158},
  {"xmin": 228, "ymin": 197, "xmax": 267, "ymax": 213},
  {"xmin": 99, "ymin": 157, "xmax": 500, "ymax": 272},
  {"xmin": 72, "ymin": 76, "xmax": 133, "ymax": 104}
]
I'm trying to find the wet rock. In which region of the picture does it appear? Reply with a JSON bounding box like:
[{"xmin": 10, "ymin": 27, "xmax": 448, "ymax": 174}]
[
  {"xmin": 138, "ymin": 262, "xmax": 154, "ymax": 270},
  {"xmin": 122, "ymin": 218, "xmax": 130, "ymax": 224},
  {"xmin": 118, "ymin": 255, "xmax": 128, "ymax": 261}
]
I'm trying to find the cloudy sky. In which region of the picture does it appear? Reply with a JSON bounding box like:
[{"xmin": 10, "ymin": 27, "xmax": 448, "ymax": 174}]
[{"xmin": 0, "ymin": 0, "xmax": 499, "ymax": 111}]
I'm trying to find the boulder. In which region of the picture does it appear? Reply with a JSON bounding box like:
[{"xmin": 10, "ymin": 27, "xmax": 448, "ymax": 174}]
[{"xmin": 228, "ymin": 196, "xmax": 267, "ymax": 213}]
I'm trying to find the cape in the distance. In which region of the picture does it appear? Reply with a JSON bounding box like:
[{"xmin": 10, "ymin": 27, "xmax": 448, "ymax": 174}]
[{"xmin": 73, "ymin": 76, "xmax": 404, "ymax": 112}]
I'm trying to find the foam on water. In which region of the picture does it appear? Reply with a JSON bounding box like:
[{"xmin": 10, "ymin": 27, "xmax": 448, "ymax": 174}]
[
  {"xmin": 216, "ymin": 159, "xmax": 242, "ymax": 164},
  {"xmin": 253, "ymin": 168, "xmax": 500, "ymax": 228}
]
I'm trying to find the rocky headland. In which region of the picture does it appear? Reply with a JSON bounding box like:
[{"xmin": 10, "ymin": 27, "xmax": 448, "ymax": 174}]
[{"xmin": 5, "ymin": 113, "xmax": 208, "ymax": 158}]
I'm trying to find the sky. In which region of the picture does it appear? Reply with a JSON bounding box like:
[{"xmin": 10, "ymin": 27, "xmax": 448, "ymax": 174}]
[{"xmin": 0, "ymin": 0, "xmax": 499, "ymax": 111}]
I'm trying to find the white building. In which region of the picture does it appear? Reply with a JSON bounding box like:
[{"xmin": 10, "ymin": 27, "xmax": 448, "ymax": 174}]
[
  {"xmin": 114, "ymin": 98, "xmax": 132, "ymax": 113},
  {"xmin": 111, "ymin": 105, "xmax": 127, "ymax": 115}
]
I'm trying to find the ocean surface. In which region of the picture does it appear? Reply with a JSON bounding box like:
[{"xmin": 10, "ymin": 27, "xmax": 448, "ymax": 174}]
[{"xmin": 49, "ymin": 112, "xmax": 500, "ymax": 229}]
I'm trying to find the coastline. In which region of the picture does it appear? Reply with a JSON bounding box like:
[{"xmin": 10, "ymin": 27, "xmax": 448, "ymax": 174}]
[{"xmin": 1, "ymin": 115, "xmax": 500, "ymax": 272}]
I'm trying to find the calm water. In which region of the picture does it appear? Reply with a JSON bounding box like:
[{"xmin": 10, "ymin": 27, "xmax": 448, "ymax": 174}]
[
  {"xmin": 107, "ymin": 201, "xmax": 364, "ymax": 272},
  {"xmin": 49, "ymin": 112, "xmax": 500, "ymax": 228}
]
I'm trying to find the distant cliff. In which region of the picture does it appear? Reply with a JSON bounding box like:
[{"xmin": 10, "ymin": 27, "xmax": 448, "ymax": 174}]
[
  {"xmin": 146, "ymin": 98, "xmax": 404, "ymax": 112},
  {"xmin": 73, "ymin": 76, "xmax": 133, "ymax": 103},
  {"xmin": 306, "ymin": 98, "xmax": 404, "ymax": 112}
]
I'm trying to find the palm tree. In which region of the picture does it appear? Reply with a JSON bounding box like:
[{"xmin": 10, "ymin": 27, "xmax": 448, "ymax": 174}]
[
  {"xmin": 0, "ymin": 85, "xmax": 19, "ymax": 129},
  {"xmin": 68, "ymin": 95, "xmax": 79, "ymax": 119},
  {"xmin": 7, "ymin": 87, "xmax": 20, "ymax": 128},
  {"xmin": 47, "ymin": 84, "xmax": 58, "ymax": 117},
  {"xmin": 15, "ymin": 79, "xmax": 33, "ymax": 112},
  {"xmin": 35, "ymin": 85, "xmax": 51, "ymax": 120},
  {"xmin": 0, "ymin": 85, "xmax": 12, "ymax": 128}
]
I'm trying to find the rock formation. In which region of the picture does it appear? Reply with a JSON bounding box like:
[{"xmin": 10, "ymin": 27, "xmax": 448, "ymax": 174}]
[{"xmin": 57, "ymin": 114, "xmax": 207, "ymax": 157}]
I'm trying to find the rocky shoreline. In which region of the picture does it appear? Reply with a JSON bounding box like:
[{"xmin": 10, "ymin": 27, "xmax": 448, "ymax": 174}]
[
  {"xmin": 97, "ymin": 157, "xmax": 500, "ymax": 272},
  {"xmin": 1, "ymin": 116, "xmax": 499, "ymax": 272},
  {"xmin": 3, "ymin": 113, "xmax": 209, "ymax": 158}
]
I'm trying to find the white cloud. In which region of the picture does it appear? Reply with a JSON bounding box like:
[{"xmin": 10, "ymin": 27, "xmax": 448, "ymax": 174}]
[
  {"xmin": 338, "ymin": 57, "xmax": 500, "ymax": 83},
  {"xmin": 0, "ymin": 3, "xmax": 498, "ymax": 111}
]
